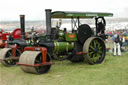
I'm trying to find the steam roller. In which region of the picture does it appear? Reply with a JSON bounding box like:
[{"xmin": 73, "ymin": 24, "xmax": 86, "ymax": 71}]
[
  {"xmin": 0, "ymin": 15, "xmax": 27, "ymax": 66},
  {"xmin": 0, "ymin": 9, "xmax": 113, "ymax": 74},
  {"xmin": 17, "ymin": 9, "xmax": 113, "ymax": 74},
  {"xmin": 0, "ymin": 15, "xmax": 39, "ymax": 66}
]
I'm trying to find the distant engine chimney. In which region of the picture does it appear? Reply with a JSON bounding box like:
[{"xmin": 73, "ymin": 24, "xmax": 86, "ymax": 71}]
[{"xmin": 20, "ymin": 15, "xmax": 25, "ymax": 39}]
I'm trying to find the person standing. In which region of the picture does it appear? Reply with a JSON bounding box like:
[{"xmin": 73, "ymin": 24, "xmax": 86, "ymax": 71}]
[{"xmin": 112, "ymin": 31, "xmax": 121, "ymax": 56}]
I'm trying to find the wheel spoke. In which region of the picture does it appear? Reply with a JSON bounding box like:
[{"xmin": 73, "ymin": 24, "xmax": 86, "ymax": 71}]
[
  {"xmin": 91, "ymin": 53, "xmax": 101, "ymax": 63},
  {"xmin": 91, "ymin": 53, "xmax": 95, "ymax": 58},
  {"xmin": 89, "ymin": 47, "xmax": 95, "ymax": 52},
  {"xmin": 98, "ymin": 50, "xmax": 102, "ymax": 54},
  {"xmin": 89, "ymin": 51, "xmax": 94, "ymax": 55},
  {"xmin": 93, "ymin": 40, "xmax": 97, "ymax": 48},
  {"xmin": 90, "ymin": 43, "xmax": 95, "ymax": 49},
  {"xmin": 97, "ymin": 42, "xmax": 101, "ymax": 48}
]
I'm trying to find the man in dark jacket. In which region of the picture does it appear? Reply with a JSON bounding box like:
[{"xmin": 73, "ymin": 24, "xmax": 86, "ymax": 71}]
[{"xmin": 112, "ymin": 31, "xmax": 121, "ymax": 56}]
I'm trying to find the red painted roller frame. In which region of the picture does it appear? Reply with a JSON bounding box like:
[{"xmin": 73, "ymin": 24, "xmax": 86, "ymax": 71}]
[{"xmin": 18, "ymin": 47, "xmax": 53, "ymax": 67}]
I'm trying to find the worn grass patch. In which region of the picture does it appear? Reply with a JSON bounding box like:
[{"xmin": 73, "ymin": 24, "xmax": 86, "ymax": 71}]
[{"xmin": 0, "ymin": 52, "xmax": 128, "ymax": 85}]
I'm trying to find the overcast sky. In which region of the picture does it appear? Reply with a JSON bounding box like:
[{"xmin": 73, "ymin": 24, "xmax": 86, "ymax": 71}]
[{"xmin": 0, "ymin": 0, "xmax": 128, "ymax": 21}]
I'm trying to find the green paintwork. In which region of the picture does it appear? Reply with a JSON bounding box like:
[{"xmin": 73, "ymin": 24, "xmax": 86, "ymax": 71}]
[
  {"xmin": 54, "ymin": 42, "xmax": 74, "ymax": 54},
  {"xmin": 58, "ymin": 30, "xmax": 65, "ymax": 40},
  {"xmin": 65, "ymin": 33, "xmax": 78, "ymax": 41},
  {"xmin": 26, "ymin": 40, "xmax": 33, "ymax": 46},
  {"xmin": 58, "ymin": 30, "xmax": 64, "ymax": 37},
  {"xmin": 89, "ymin": 39, "xmax": 103, "ymax": 63},
  {"xmin": 51, "ymin": 11, "xmax": 113, "ymax": 18},
  {"xmin": 39, "ymin": 35, "xmax": 46, "ymax": 40}
]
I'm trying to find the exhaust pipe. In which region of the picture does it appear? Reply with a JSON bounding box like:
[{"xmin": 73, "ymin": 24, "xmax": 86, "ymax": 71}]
[
  {"xmin": 45, "ymin": 9, "xmax": 52, "ymax": 40},
  {"xmin": 20, "ymin": 15, "xmax": 25, "ymax": 39}
]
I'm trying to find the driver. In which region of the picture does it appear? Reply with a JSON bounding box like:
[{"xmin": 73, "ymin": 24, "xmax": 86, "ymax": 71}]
[{"xmin": 96, "ymin": 17, "xmax": 106, "ymax": 35}]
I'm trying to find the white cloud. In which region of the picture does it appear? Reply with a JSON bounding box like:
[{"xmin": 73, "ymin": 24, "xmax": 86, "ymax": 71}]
[{"xmin": 0, "ymin": 0, "xmax": 128, "ymax": 21}]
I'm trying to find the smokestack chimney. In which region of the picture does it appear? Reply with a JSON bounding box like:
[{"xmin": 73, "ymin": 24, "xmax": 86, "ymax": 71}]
[
  {"xmin": 20, "ymin": 15, "xmax": 25, "ymax": 39},
  {"xmin": 45, "ymin": 9, "xmax": 52, "ymax": 39}
]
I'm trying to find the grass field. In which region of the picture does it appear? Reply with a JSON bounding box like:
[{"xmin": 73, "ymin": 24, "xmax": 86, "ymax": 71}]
[{"xmin": 0, "ymin": 52, "xmax": 128, "ymax": 85}]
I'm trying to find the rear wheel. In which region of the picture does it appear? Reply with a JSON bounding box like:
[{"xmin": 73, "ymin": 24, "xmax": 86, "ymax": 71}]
[{"xmin": 83, "ymin": 37, "xmax": 106, "ymax": 64}]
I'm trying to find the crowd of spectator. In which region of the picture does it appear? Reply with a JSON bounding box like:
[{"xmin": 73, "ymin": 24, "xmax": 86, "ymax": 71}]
[{"xmin": 106, "ymin": 29, "xmax": 128, "ymax": 56}]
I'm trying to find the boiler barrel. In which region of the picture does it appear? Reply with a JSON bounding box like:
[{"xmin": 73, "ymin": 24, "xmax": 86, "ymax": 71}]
[{"xmin": 54, "ymin": 42, "xmax": 74, "ymax": 54}]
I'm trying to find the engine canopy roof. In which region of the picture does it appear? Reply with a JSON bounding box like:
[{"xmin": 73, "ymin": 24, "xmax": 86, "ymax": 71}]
[{"xmin": 51, "ymin": 11, "xmax": 113, "ymax": 18}]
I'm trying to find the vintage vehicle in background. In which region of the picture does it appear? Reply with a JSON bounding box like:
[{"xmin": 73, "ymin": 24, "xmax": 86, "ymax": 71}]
[{"xmin": 0, "ymin": 28, "xmax": 21, "ymax": 48}]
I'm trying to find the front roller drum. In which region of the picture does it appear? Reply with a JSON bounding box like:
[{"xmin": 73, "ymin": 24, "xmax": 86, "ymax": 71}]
[
  {"xmin": 0, "ymin": 48, "xmax": 21, "ymax": 66},
  {"xmin": 83, "ymin": 37, "xmax": 106, "ymax": 64},
  {"xmin": 19, "ymin": 51, "xmax": 51, "ymax": 74}
]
